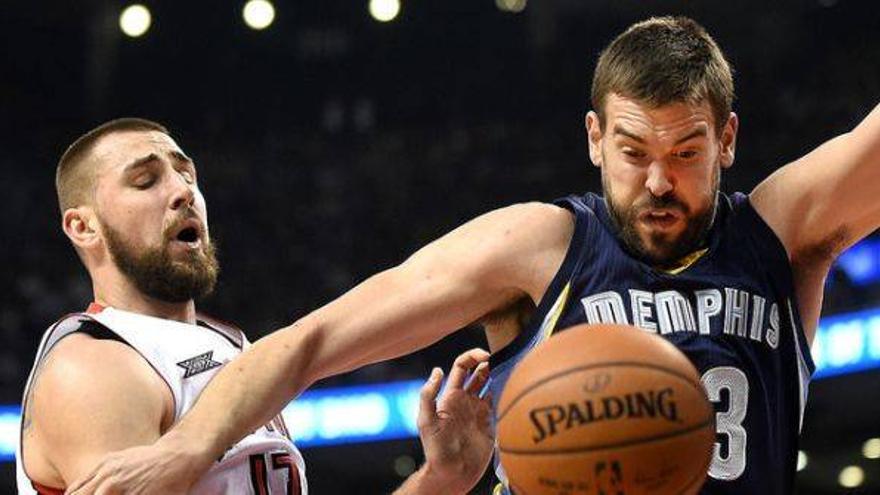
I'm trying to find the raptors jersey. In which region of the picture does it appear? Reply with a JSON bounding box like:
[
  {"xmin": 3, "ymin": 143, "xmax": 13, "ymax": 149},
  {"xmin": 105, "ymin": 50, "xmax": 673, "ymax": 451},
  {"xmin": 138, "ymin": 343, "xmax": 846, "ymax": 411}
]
[
  {"xmin": 488, "ymin": 193, "xmax": 815, "ymax": 494},
  {"xmin": 16, "ymin": 304, "xmax": 307, "ymax": 495}
]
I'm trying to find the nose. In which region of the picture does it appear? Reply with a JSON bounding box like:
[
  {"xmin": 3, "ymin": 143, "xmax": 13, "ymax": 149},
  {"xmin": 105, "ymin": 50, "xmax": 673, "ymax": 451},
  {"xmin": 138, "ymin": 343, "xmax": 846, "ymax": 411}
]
[
  {"xmin": 169, "ymin": 175, "xmax": 195, "ymax": 211},
  {"xmin": 645, "ymin": 161, "xmax": 674, "ymax": 197}
]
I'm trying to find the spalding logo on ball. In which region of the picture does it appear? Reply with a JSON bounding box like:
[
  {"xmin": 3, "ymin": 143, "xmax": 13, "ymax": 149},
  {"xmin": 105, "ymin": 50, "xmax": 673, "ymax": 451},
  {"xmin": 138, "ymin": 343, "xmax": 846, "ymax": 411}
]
[{"xmin": 496, "ymin": 324, "xmax": 715, "ymax": 495}]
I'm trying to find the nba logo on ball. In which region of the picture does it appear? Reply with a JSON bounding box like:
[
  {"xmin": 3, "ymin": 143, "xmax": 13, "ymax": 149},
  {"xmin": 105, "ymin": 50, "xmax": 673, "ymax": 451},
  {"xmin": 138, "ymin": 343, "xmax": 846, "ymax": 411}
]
[{"xmin": 497, "ymin": 324, "xmax": 715, "ymax": 495}]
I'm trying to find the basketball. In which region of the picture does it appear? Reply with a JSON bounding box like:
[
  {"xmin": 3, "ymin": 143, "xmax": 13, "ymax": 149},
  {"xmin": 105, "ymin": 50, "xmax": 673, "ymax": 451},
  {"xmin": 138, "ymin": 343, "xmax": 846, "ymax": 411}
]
[{"xmin": 496, "ymin": 324, "xmax": 715, "ymax": 495}]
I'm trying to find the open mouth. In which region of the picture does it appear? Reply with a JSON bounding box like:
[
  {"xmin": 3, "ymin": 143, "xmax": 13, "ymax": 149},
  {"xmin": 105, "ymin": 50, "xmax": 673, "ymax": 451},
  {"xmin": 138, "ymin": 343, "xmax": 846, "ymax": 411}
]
[
  {"xmin": 176, "ymin": 226, "xmax": 199, "ymax": 243},
  {"xmin": 641, "ymin": 210, "xmax": 680, "ymax": 229},
  {"xmin": 169, "ymin": 218, "xmax": 204, "ymax": 249}
]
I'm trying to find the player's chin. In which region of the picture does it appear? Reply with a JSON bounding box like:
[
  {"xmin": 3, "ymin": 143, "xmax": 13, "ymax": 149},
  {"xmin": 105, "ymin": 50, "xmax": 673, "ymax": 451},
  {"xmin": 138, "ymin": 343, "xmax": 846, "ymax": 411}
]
[{"xmin": 640, "ymin": 232, "xmax": 686, "ymax": 263}]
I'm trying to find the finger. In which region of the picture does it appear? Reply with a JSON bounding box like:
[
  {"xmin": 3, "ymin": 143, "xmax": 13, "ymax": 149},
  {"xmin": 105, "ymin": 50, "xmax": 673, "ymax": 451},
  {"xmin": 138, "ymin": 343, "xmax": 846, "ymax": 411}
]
[
  {"xmin": 446, "ymin": 348, "xmax": 490, "ymax": 390},
  {"xmin": 95, "ymin": 483, "xmax": 122, "ymax": 495},
  {"xmin": 479, "ymin": 394, "xmax": 494, "ymax": 428},
  {"xmin": 418, "ymin": 367, "xmax": 443, "ymax": 429},
  {"xmin": 66, "ymin": 467, "xmax": 102, "ymax": 495},
  {"xmin": 67, "ymin": 478, "xmax": 100, "ymax": 495},
  {"xmin": 463, "ymin": 361, "xmax": 490, "ymax": 395}
]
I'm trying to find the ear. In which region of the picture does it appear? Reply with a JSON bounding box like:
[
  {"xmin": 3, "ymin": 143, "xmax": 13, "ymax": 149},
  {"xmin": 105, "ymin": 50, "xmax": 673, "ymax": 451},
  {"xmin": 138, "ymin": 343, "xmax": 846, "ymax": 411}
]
[
  {"xmin": 585, "ymin": 111, "xmax": 604, "ymax": 168},
  {"xmin": 719, "ymin": 112, "xmax": 738, "ymax": 169},
  {"xmin": 62, "ymin": 207, "xmax": 101, "ymax": 251}
]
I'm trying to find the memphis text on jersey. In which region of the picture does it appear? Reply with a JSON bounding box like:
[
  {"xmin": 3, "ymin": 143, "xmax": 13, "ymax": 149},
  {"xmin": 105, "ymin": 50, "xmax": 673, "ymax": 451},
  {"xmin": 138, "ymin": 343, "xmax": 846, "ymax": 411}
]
[{"xmin": 580, "ymin": 287, "xmax": 781, "ymax": 349}]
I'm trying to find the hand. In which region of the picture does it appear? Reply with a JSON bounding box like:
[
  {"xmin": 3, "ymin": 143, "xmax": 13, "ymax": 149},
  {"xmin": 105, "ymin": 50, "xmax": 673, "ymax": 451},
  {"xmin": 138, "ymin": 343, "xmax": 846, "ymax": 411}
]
[
  {"xmin": 65, "ymin": 430, "xmax": 212, "ymax": 495},
  {"xmin": 414, "ymin": 348, "xmax": 494, "ymax": 494}
]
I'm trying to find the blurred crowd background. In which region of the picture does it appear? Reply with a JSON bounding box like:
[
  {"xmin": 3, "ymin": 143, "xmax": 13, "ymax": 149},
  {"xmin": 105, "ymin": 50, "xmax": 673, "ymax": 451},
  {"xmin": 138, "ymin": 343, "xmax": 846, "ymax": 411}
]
[{"xmin": 2, "ymin": 0, "xmax": 879, "ymax": 493}]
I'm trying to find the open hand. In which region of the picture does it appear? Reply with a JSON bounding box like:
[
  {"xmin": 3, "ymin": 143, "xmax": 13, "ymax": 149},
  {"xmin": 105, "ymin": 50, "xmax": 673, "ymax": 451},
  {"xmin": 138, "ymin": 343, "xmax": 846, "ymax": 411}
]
[{"xmin": 416, "ymin": 348, "xmax": 494, "ymax": 493}]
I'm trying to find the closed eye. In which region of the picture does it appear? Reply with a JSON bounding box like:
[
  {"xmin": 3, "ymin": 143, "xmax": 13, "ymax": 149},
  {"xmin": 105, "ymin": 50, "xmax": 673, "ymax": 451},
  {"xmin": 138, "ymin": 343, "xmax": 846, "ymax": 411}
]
[
  {"xmin": 133, "ymin": 175, "xmax": 156, "ymax": 189},
  {"xmin": 623, "ymin": 149, "xmax": 646, "ymax": 159},
  {"xmin": 178, "ymin": 169, "xmax": 195, "ymax": 184}
]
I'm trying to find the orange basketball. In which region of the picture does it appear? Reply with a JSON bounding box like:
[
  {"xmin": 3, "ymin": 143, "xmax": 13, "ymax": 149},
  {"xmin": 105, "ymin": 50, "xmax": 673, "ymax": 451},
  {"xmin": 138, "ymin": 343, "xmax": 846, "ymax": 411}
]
[{"xmin": 496, "ymin": 324, "xmax": 715, "ymax": 495}]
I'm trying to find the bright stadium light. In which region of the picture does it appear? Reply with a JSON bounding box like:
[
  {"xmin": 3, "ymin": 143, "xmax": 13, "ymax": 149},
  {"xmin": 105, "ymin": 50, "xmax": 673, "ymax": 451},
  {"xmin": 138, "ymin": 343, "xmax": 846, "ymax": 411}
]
[
  {"xmin": 369, "ymin": 0, "xmax": 400, "ymax": 22},
  {"xmin": 496, "ymin": 0, "xmax": 527, "ymax": 13},
  {"xmin": 119, "ymin": 4, "xmax": 152, "ymax": 38},
  {"xmin": 796, "ymin": 451, "xmax": 808, "ymax": 471},
  {"xmin": 864, "ymin": 438, "xmax": 880, "ymax": 459},
  {"xmin": 243, "ymin": 0, "xmax": 275, "ymax": 30},
  {"xmin": 838, "ymin": 466, "xmax": 865, "ymax": 488}
]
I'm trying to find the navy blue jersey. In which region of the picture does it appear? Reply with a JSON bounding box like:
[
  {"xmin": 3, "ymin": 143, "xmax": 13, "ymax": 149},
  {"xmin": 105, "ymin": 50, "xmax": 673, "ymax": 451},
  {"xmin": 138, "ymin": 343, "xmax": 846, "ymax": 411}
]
[{"xmin": 487, "ymin": 192, "xmax": 815, "ymax": 494}]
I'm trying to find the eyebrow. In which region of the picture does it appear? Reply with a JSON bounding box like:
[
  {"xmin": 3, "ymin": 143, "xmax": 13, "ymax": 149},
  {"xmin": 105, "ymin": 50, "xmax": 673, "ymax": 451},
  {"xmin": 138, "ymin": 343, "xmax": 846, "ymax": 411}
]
[
  {"xmin": 170, "ymin": 150, "xmax": 194, "ymax": 165},
  {"xmin": 612, "ymin": 125, "xmax": 645, "ymax": 143},
  {"xmin": 122, "ymin": 150, "xmax": 193, "ymax": 173},
  {"xmin": 122, "ymin": 153, "xmax": 160, "ymax": 173},
  {"xmin": 612, "ymin": 125, "xmax": 708, "ymax": 145}
]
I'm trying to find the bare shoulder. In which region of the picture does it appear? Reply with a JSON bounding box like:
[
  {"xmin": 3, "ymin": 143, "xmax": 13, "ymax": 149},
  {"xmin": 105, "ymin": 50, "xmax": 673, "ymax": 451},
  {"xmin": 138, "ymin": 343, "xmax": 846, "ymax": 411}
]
[
  {"xmin": 25, "ymin": 332, "xmax": 170, "ymax": 483},
  {"xmin": 485, "ymin": 201, "xmax": 573, "ymax": 229},
  {"xmin": 452, "ymin": 202, "xmax": 574, "ymax": 251},
  {"xmin": 397, "ymin": 201, "xmax": 575, "ymax": 304},
  {"xmin": 454, "ymin": 202, "xmax": 575, "ymax": 298}
]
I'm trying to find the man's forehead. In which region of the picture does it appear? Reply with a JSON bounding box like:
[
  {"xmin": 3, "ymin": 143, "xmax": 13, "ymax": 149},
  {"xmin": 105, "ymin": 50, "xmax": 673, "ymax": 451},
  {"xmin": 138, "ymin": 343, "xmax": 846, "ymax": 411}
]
[
  {"xmin": 605, "ymin": 94, "xmax": 714, "ymax": 136},
  {"xmin": 92, "ymin": 130, "xmax": 184, "ymax": 170}
]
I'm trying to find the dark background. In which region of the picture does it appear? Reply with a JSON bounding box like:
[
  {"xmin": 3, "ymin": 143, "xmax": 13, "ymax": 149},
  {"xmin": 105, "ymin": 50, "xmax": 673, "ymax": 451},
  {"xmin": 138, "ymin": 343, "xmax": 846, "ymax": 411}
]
[{"xmin": 1, "ymin": 0, "xmax": 879, "ymax": 493}]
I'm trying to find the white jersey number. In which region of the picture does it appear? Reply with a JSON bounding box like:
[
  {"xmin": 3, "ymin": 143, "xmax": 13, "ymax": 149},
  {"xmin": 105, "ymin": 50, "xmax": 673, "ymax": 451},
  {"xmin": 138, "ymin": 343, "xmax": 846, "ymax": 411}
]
[{"xmin": 701, "ymin": 366, "xmax": 748, "ymax": 481}]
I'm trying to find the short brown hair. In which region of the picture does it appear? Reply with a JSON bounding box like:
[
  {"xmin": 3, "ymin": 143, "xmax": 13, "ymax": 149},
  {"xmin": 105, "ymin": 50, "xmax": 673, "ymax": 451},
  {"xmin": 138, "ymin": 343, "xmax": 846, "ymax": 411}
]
[
  {"xmin": 591, "ymin": 16, "xmax": 734, "ymax": 134},
  {"xmin": 56, "ymin": 118, "xmax": 169, "ymax": 213}
]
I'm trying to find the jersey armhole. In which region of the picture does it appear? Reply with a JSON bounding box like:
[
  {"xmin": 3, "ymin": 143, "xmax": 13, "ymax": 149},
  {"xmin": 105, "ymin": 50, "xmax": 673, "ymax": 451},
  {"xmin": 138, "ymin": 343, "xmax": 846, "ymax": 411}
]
[
  {"xmin": 737, "ymin": 193, "xmax": 816, "ymax": 374},
  {"xmin": 489, "ymin": 197, "xmax": 593, "ymax": 368}
]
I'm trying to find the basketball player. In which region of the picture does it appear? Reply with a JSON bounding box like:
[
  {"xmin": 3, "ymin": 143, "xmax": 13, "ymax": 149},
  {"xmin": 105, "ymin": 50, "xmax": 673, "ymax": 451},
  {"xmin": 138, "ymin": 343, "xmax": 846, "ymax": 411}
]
[
  {"xmin": 69, "ymin": 17, "xmax": 880, "ymax": 494},
  {"xmin": 17, "ymin": 118, "xmax": 494, "ymax": 494}
]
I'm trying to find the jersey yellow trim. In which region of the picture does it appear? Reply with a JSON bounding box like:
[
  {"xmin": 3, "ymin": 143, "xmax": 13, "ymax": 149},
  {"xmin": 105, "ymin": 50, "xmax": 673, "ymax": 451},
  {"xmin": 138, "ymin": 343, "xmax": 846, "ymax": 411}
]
[
  {"xmin": 541, "ymin": 281, "xmax": 572, "ymax": 341},
  {"xmin": 493, "ymin": 282, "xmax": 570, "ymax": 494},
  {"xmin": 658, "ymin": 247, "xmax": 709, "ymax": 275}
]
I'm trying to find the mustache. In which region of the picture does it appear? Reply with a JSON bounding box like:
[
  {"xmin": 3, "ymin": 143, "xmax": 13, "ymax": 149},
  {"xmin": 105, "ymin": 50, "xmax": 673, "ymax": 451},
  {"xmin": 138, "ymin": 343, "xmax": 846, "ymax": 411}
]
[
  {"xmin": 162, "ymin": 209, "xmax": 204, "ymax": 239},
  {"xmin": 635, "ymin": 194, "xmax": 689, "ymax": 214}
]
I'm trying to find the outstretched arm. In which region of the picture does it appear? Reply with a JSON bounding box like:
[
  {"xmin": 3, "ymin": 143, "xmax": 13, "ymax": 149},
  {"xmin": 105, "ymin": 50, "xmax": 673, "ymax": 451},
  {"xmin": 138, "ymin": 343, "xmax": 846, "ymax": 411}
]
[
  {"xmin": 67, "ymin": 203, "xmax": 574, "ymax": 494},
  {"xmin": 751, "ymin": 102, "xmax": 880, "ymax": 340}
]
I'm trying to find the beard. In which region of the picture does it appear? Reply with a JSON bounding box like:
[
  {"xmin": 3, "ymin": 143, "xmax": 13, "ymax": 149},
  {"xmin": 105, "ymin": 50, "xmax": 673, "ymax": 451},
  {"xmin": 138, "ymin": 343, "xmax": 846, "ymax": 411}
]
[
  {"xmin": 102, "ymin": 217, "xmax": 219, "ymax": 303},
  {"xmin": 602, "ymin": 161, "xmax": 719, "ymax": 268}
]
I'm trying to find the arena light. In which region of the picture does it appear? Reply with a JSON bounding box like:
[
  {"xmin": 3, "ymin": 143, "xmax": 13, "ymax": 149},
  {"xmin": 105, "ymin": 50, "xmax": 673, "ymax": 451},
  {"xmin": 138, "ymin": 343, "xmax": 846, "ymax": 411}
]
[
  {"xmin": 0, "ymin": 406, "xmax": 18, "ymax": 461},
  {"xmin": 797, "ymin": 451, "xmax": 808, "ymax": 471},
  {"xmin": 369, "ymin": 0, "xmax": 400, "ymax": 23},
  {"xmin": 864, "ymin": 438, "xmax": 880, "ymax": 459},
  {"xmin": 243, "ymin": 0, "xmax": 275, "ymax": 30},
  {"xmin": 495, "ymin": 0, "xmax": 527, "ymax": 13},
  {"xmin": 812, "ymin": 307, "xmax": 880, "ymax": 378},
  {"xmin": 119, "ymin": 4, "xmax": 152, "ymax": 38},
  {"xmin": 282, "ymin": 379, "xmax": 421, "ymax": 447},
  {"xmin": 838, "ymin": 465, "xmax": 865, "ymax": 488},
  {"xmin": 835, "ymin": 238, "xmax": 880, "ymax": 286}
]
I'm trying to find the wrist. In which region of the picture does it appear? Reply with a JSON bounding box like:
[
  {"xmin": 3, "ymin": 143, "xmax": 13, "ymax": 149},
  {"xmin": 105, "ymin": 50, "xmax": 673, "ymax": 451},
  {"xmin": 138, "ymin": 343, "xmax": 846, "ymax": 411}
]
[
  {"xmin": 418, "ymin": 461, "xmax": 469, "ymax": 495},
  {"xmin": 158, "ymin": 427, "xmax": 217, "ymax": 471}
]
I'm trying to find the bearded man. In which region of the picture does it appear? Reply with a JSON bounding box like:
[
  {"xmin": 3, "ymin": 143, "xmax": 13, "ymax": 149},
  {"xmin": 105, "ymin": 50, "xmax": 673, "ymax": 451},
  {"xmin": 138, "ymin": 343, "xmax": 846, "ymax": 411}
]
[{"xmin": 17, "ymin": 118, "xmax": 494, "ymax": 495}]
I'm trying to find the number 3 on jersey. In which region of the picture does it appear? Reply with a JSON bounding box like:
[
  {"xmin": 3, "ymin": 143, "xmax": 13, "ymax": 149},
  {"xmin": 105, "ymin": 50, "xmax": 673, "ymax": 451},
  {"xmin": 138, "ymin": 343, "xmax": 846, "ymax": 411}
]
[
  {"xmin": 249, "ymin": 452, "xmax": 302, "ymax": 495},
  {"xmin": 701, "ymin": 366, "xmax": 748, "ymax": 481}
]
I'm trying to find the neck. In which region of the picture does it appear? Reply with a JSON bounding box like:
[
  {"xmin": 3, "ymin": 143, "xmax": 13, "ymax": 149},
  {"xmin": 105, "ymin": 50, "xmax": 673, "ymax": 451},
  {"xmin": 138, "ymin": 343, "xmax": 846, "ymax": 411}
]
[{"xmin": 91, "ymin": 267, "xmax": 197, "ymax": 324}]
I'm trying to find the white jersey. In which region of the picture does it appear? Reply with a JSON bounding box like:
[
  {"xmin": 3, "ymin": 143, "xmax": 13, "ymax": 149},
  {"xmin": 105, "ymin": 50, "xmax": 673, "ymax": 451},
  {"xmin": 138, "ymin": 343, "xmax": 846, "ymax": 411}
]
[{"xmin": 16, "ymin": 305, "xmax": 307, "ymax": 495}]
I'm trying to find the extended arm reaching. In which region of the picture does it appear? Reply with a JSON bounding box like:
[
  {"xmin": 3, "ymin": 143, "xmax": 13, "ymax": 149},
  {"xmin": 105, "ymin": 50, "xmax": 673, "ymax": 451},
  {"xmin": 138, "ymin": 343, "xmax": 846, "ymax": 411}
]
[{"xmin": 66, "ymin": 202, "xmax": 574, "ymax": 494}]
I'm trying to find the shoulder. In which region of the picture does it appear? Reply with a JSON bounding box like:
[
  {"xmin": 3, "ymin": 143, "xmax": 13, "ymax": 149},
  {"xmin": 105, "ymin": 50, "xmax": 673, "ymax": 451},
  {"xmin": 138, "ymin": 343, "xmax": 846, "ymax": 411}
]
[
  {"xmin": 25, "ymin": 330, "xmax": 171, "ymax": 482},
  {"xmin": 463, "ymin": 202, "xmax": 576, "ymax": 296},
  {"xmin": 29, "ymin": 332, "xmax": 171, "ymax": 439},
  {"xmin": 474, "ymin": 202, "xmax": 575, "ymax": 240},
  {"xmin": 399, "ymin": 201, "xmax": 575, "ymax": 294}
]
